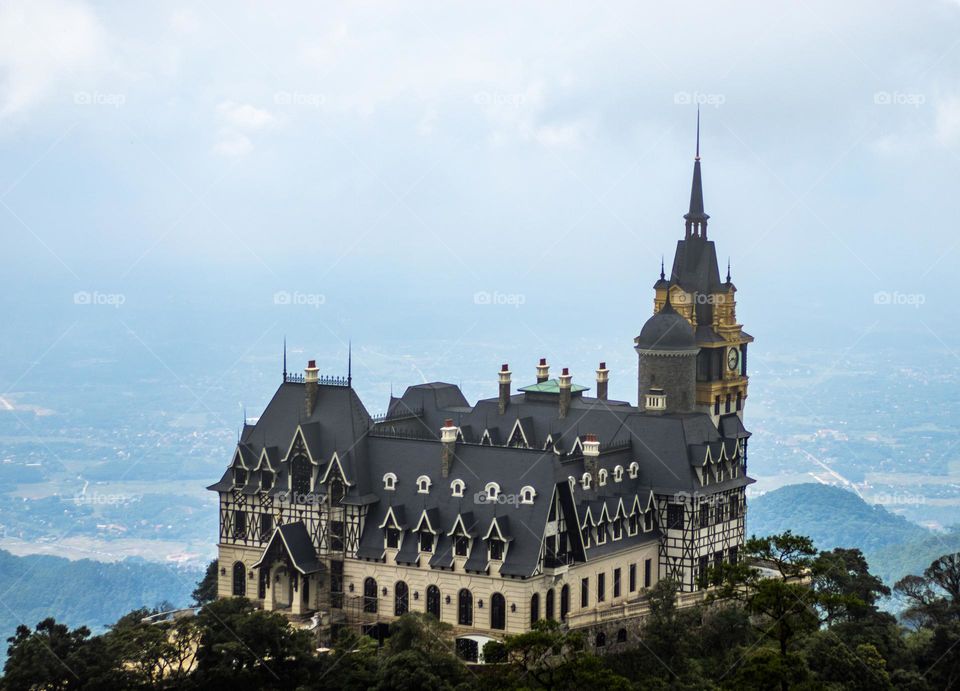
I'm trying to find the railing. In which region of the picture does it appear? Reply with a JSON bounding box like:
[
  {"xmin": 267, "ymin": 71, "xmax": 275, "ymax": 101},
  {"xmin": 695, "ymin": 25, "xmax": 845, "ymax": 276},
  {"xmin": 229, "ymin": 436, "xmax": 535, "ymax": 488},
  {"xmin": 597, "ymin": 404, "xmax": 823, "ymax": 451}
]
[
  {"xmin": 283, "ymin": 373, "xmax": 350, "ymax": 387},
  {"xmin": 370, "ymin": 406, "xmax": 424, "ymax": 423},
  {"xmin": 564, "ymin": 589, "xmax": 708, "ymax": 629},
  {"xmin": 367, "ymin": 426, "xmax": 438, "ymax": 442}
]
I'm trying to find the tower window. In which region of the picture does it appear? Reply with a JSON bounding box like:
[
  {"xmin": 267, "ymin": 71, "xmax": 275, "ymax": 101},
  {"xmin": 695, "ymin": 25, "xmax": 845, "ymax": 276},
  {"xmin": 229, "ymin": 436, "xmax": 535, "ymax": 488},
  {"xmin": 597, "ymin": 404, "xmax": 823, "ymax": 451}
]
[
  {"xmin": 736, "ymin": 391, "xmax": 743, "ymax": 411},
  {"xmin": 725, "ymin": 394, "xmax": 731, "ymax": 413},
  {"xmin": 713, "ymin": 396, "xmax": 720, "ymax": 416}
]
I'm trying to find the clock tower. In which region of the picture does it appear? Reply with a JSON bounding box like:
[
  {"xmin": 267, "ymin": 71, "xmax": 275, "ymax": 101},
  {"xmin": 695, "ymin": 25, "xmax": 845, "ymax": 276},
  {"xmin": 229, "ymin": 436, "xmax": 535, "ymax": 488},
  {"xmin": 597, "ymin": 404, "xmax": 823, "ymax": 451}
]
[{"xmin": 649, "ymin": 117, "xmax": 753, "ymax": 425}]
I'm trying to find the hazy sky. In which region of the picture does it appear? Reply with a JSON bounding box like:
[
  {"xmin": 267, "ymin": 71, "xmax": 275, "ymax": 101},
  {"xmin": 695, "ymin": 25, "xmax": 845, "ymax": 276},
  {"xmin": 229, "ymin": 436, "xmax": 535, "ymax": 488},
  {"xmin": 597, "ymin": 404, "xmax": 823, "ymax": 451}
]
[{"xmin": 2, "ymin": 0, "xmax": 959, "ymax": 398}]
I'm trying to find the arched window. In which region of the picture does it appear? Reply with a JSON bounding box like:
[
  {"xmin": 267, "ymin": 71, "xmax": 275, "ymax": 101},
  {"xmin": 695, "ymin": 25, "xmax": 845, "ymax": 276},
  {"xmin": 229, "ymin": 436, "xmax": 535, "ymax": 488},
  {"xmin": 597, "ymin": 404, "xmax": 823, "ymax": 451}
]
[
  {"xmin": 426, "ymin": 585, "xmax": 441, "ymax": 619},
  {"xmin": 546, "ymin": 588, "xmax": 555, "ymax": 620},
  {"xmin": 232, "ymin": 561, "xmax": 246, "ymax": 597},
  {"xmin": 628, "ymin": 462, "xmax": 639, "ymax": 479},
  {"xmin": 417, "ymin": 475, "xmax": 431, "ymax": 494},
  {"xmin": 291, "ymin": 456, "xmax": 311, "ymax": 495},
  {"xmin": 560, "ymin": 585, "xmax": 570, "ymax": 621},
  {"xmin": 383, "ymin": 472, "xmax": 397, "ymax": 490},
  {"xmin": 617, "ymin": 628, "xmax": 628, "ymax": 643},
  {"xmin": 520, "ymin": 486, "xmax": 536, "ymax": 504},
  {"xmin": 450, "ymin": 479, "xmax": 465, "ymax": 497},
  {"xmin": 581, "ymin": 473, "xmax": 591, "ymax": 490},
  {"xmin": 491, "ymin": 593, "xmax": 506, "ymax": 630},
  {"xmin": 595, "ymin": 631, "xmax": 606, "ymax": 647},
  {"xmin": 395, "ymin": 581, "xmax": 409, "ymax": 616},
  {"xmin": 598, "ymin": 469, "xmax": 608, "ymax": 486},
  {"xmin": 458, "ymin": 589, "xmax": 473, "ymax": 626},
  {"xmin": 363, "ymin": 577, "xmax": 378, "ymax": 613},
  {"xmin": 613, "ymin": 465, "xmax": 623, "ymax": 482},
  {"xmin": 484, "ymin": 482, "xmax": 500, "ymax": 501},
  {"xmin": 530, "ymin": 593, "xmax": 540, "ymax": 626}
]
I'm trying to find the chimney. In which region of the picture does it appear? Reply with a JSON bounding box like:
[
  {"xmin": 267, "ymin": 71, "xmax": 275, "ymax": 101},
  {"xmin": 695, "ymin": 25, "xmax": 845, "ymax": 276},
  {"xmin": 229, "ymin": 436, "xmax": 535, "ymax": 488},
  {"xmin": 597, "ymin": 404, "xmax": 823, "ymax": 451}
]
[
  {"xmin": 583, "ymin": 433, "xmax": 600, "ymax": 484},
  {"xmin": 440, "ymin": 418, "xmax": 457, "ymax": 477},
  {"xmin": 304, "ymin": 360, "xmax": 319, "ymax": 415},
  {"xmin": 596, "ymin": 362, "xmax": 609, "ymax": 402},
  {"xmin": 536, "ymin": 358, "xmax": 550, "ymax": 383},
  {"xmin": 498, "ymin": 364, "xmax": 511, "ymax": 415},
  {"xmin": 558, "ymin": 367, "xmax": 572, "ymax": 418}
]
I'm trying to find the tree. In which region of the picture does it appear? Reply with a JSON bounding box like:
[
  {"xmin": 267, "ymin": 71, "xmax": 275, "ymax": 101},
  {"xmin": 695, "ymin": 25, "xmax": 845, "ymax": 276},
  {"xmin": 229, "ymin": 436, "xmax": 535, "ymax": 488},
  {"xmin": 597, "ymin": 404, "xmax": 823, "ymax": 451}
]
[
  {"xmin": 192, "ymin": 559, "xmax": 219, "ymax": 606},
  {"xmin": 811, "ymin": 548, "xmax": 890, "ymax": 624},
  {"xmin": 105, "ymin": 608, "xmax": 199, "ymax": 688},
  {"xmin": 376, "ymin": 613, "xmax": 466, "ymax": 691},
  {"xmin": 192, "ymin": 597, "xmax": 318, "ymax": 690}
]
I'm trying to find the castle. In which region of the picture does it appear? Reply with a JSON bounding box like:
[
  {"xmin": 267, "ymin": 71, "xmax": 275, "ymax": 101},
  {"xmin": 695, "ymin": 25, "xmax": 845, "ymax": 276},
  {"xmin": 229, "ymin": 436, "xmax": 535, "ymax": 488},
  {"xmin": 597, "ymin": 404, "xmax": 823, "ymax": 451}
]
[{"xmin": 209, "ymin": 129, "xmax": 754, "ymax": 660}]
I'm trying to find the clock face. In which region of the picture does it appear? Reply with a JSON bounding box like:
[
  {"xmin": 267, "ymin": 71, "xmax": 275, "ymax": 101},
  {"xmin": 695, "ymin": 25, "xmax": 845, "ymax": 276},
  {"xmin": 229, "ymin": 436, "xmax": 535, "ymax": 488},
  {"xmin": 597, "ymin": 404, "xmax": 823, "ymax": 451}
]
[{"xmin": 727, "ymin": 347, "xmax": 740, "ymax": 371}]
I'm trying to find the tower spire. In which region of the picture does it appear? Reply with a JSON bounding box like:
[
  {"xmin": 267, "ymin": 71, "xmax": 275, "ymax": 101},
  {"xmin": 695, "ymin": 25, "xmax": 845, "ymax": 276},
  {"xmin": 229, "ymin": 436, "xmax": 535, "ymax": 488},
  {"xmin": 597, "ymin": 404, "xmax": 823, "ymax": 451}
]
[
  {"xmin": 282, "ymin": 337, "xmax": 287, "ymax": 381},
  {"xmin": 347, "ymin": 340, "xmax": 352, "ymax": 388},
  {"xmin": 726, "ymin": 258, "xmax": 731, "ymax": 283},
  {"xmin": 660, "ymin": 256, "xmax": 665, "ymax": 281},
  {"xmin": 684, "ymin": 108, "xmax": 709, "ymax": 240}
]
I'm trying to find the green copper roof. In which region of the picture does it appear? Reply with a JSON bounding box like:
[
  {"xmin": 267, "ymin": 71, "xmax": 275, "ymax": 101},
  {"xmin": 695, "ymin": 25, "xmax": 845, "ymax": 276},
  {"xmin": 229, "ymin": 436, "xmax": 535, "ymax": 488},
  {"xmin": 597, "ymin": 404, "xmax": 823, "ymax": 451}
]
[{"xmin": 518, "ymin": 379, "xmax": 590, "ymax": 394}]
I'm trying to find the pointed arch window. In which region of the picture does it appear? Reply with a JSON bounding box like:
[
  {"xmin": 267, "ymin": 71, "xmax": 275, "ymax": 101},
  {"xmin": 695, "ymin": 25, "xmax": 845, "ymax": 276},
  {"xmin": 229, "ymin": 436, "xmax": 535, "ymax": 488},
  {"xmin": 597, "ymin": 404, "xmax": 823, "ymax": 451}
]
[
  {"xmin": 545, "ymin": 588, "xmax": 555, "ymax": 620},
  {"xmin": 560, "ymin": 585, "xmax": 570, "ymax": 621},
  {"xmin": 530, "ymin": 593, "xmax": 540, "ymax": 626},
  {"xmin": 329, "ymin": 477, "xmax": 345, "ymax": 504}
]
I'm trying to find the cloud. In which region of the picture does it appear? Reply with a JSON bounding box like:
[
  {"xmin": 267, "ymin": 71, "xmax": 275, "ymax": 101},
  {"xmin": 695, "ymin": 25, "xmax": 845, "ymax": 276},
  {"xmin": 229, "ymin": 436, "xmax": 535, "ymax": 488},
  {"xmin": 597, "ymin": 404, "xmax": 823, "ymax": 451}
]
[
  {"xmin": 935, "ymin": 96, "xmax": 960, "ymax": 147},
  {"xmin": 0, "ymin": 0, "xmax": 106, "ymax": 122},
  {"xmin": 216, "ymin": 101, "xmax": 276, "ymax": 130},
  {"xmin": 213, "ymin": 101, "xmax": 276, "ymax": 157}
]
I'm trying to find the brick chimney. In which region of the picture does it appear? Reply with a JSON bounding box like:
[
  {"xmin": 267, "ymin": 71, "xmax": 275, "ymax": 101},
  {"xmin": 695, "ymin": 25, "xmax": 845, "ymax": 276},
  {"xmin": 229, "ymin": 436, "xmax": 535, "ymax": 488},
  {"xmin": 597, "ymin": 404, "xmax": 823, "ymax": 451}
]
[
  {"xmin": 583, "ymin": 433, "xmax": 600, "ymax": 484},
  {"xmin": 440, "ymin": 418, "xmax": 457, "ymax": 477},
  {"xmin": 304, "ymin": 360, "xmax": 319, "ymax": 415},
  {"xmin": 596, "ymin": 362, "xmax": 609, "ymax": 402},
  {"xmin": 558, "ymin": 367, "xmax": 572, "ymax": 418},
  {"xmin": 536, "ymin": 358, "xmax": 550, "ymax": 383},
  {"xmin": 498, "ymin": 364, "xmax": 511, "ymax": 415}
]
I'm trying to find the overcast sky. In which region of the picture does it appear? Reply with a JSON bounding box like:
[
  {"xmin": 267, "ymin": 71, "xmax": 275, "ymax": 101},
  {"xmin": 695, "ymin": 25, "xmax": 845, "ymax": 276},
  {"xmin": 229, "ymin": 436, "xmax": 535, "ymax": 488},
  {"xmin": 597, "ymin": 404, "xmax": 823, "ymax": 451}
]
[{"xmin": 2, "ymin": 0, "xmax": 959, "ymax": 387}]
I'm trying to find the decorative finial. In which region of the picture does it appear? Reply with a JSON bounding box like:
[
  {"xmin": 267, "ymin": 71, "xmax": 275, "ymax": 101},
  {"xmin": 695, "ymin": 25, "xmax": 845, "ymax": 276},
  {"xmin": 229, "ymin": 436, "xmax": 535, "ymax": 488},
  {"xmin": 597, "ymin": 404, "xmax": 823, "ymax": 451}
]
[
  {"xmin": 348, "ymin": 340, "xmax": 353, "ymax": 388},
  {"xmin": 282, "ymin": 337, "xmax": 287, "ymax": 381},
  {"xmin": 726, "ymin": 258, "xmax": 731, "ymax": 283},
  {"xmin": 695, "ymin": 105, "xmax": 700, "ymax": 161},
  {"xmin": 660, "ymin": 256, "xmax": 665, "ymax": 280}
]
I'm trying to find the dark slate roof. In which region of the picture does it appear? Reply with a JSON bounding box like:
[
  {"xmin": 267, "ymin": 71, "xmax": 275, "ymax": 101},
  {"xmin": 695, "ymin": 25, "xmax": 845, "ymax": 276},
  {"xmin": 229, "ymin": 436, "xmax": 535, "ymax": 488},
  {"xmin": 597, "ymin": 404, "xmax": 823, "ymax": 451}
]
[
  {"xmin": 253, "ymin": 521, "xmax": 323, "ymax": 574},
  {"xmin": 635, "ymin": 298, "xmax": 698, "ymax": 352}
]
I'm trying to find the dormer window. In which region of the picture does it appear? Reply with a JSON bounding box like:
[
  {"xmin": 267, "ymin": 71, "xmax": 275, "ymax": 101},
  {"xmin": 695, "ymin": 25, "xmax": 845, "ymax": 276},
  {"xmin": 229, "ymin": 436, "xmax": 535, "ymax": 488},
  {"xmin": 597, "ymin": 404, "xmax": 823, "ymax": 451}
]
[
  {"xmin": 233, "ymin": 468, "xmax": 247, "ymax": 488},
  {"xmin": 455, "ymin": 534, "xmax": 470, "ymax": 557},
  {"xmin": 598, "ymin": 469, "xmax": 608, "ymax": 487},
  {"xmin": 520, "ymin": 486, "xmax": 536, "ymax": 504},
  {"xmin": 485, "ymin": 482, "xmax": 500, "ymax": 501},
  {"xmin": 261, "ymin": 470, "xmax": 274, "ymax": 491},
  {"xmin": 596, "ymin": 522, "xmax": 607, "ymax": 545},
  {"xmin": 488, "ymin": 538, "xmax": 504, "ymax": 561},
  {"xmin": 451, "ymin": 479, "xmax": 465, "ymax": 497},
  {"xmin": 644, "ymin": 510, "xmax": 654, "ymax": 532},
  {"xmin": 383, "ymin": 473, "xmax": 397, "ymax": 491},
  {"xmin": 628, "ymin": 514, "xmax": 638, "ymax": 535},
  {"xmin": 416, "ymin": 475, "xmax": 432, "ymax": 494},
  {"xmin": 614, "ymin": 465, "xmax": 623, "ymax": 482},
  {"xmin": 419, "ymin": 531, "xmax": 434, "ymax": 553},
  {"xmin": 612, "ymin": 518, "xmax": 623, "ymax": 540},
  {"xmin": 581, "ymin": 473, "xmax": 591, "ymax": 490},
  {"xmin": 581, "ymin": 525, "xmax": 591, "ymax": 548},
  {"xmin": 628, "ymin": 462, "xmax": 639, "ymax": 479},
  {"xmin": 386, "ymin": 527, "xmax": 400, "ymax": 549}
]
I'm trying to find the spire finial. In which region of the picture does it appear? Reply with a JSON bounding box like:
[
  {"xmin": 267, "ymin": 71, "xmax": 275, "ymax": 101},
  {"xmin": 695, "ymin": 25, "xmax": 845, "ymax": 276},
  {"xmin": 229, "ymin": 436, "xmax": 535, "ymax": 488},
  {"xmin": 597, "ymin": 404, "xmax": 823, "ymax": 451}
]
[
  {"xmin": 660, "ymin": 256, "xmax": 665, "ymax": 280},
  {"xmin": 695, "ymin": 105, "xmax": 700, "ymax": 161},
  {"xmin": 726, "ymin": 258, "xmax": 731, "ymax": 283},
  {"xmin": 282, "ymin": 337, "xmax": 287, "ymax": 381},
  {"xmin": 347, "ymin": 340, "xmax": 353, "ymax": 388}
]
